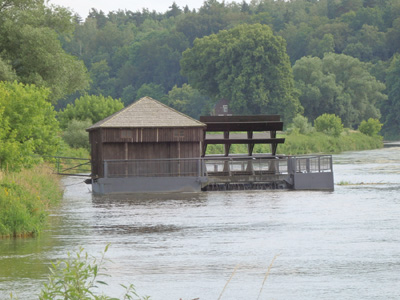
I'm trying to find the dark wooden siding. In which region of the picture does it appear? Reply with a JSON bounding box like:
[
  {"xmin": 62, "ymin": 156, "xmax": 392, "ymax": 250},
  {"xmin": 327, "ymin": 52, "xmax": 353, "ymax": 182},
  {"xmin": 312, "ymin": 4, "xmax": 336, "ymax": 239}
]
[
  {"xmin": 100, "ymin": 127, "xmax": 203, "ymax": 143},
  {"xmin": 89, "ymin": 126, "xmax": 204, "ymax": 178},
  {"xmin": 89, "ymin": 129, "xmax": 103, "ymax": 178}
]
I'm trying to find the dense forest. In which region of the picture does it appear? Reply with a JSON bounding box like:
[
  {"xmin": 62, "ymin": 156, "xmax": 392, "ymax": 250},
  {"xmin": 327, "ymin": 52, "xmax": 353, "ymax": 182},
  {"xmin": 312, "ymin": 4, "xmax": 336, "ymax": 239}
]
[{"xmin": 1, "ymin": 0, "xmax": 400, "ymax": 149}]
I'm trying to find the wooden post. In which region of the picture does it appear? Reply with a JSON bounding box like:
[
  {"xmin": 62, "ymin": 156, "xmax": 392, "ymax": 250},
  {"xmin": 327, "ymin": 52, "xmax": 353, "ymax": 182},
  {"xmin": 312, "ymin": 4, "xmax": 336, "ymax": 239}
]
[{"xmin": 224, "ymin": 131, "xmax": 230, "ymax": 156}]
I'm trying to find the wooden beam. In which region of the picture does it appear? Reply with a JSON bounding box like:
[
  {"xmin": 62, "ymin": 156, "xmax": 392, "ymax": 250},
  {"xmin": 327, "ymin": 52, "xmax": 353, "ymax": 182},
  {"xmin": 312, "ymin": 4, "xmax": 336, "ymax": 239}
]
[
  {"xmin": 204, "ymin": 121, "xmax": 283, "ymax": 132},
  {"xmin": 204, "ymin": 138, "xmax": 285, "ymax": 145},
  {"xmin": 200, "ymin": 115, "xmax": 281, "ymax": 123}
]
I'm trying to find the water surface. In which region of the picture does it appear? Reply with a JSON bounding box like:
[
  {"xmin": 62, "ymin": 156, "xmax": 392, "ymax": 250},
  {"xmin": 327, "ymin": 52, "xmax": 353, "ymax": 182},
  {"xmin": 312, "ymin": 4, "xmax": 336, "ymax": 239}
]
[{"xmin": 1, "ymin": 147, "xmax": 400, "ymax": 299}]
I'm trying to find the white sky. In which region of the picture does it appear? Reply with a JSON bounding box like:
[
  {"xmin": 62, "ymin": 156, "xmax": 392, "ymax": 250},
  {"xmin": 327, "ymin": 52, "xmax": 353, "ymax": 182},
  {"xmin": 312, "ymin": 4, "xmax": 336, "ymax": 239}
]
[{"xmin": 48, "ymin": 0, "xmax": 206, "ymax": 18}]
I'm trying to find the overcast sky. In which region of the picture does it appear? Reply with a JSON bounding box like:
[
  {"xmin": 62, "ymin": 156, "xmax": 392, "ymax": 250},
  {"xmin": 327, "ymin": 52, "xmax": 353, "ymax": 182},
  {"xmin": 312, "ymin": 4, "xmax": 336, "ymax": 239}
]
[{"xmin": 48, "ymin": 0, "xmax": 206, "ymax": 18}]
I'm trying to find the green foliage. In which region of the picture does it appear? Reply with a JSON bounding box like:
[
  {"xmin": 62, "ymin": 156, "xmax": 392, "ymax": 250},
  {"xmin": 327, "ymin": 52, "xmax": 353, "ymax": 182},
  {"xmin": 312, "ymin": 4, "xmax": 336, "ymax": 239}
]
[
  {"xmin": 167, "ymin": 84, "xmax": 210, "ymax": 119},
  {"xmin": 287, "ymin": 114, "xmax": 314, "ymax": 135},
  {"xmin": 314, "ymin": 114, "xmax": 344, "ymax": 138},
  {"xmin": 205, "ymin": 130, "xmax": 383, "ymax": 156},
  {"xmin": 181, "ymin": 23, "xmax": 302, "ymax": 122},
  {"xmin": 0, "ymin": 81, "xmax": 60, "ymax": 171},
  {"xmin": 39, "ymin": 245, "xmax": 150, "ymax": 300},
  {"xmin": 62, "ymin": 119, "xmax": 92, "ymax": 149},
  {"xmin": 358, "ymin": 118, "xmax": 383, "ymax": 136},
  {"xmin": 58, "ymin": 94, "xmax": 124, "ymax": 129},
  {"xmin": 0, "ymin": 57, "xmax": 17, "ymax": 82},
  {"xmin": 381, "ymin": 54, "xmax": 400, "ymax": 139},
  {"xmin": 26, "ymin": 0, "xmax": 400, "ymax": 135},
  {"xmin": 135, "ymin": 83, "xmax": 167, "ymax": 102},
  {"xmin": 278, "ymin": 130, "xmax": 382, "ymax": 155},
  {"xmin": 293, "ymin": 53, "xmax": 386, "ymax": 128},
  {"xmin": 0, "ymin": 164, "xmax": 62, "ymax": 237},
  {"xmin": 0, "ymin": 1, "xmax": 90, "ymax": 102},
  {"xmin": 56, "ymin": 140, "xmax": 90, "ymax": 160}
]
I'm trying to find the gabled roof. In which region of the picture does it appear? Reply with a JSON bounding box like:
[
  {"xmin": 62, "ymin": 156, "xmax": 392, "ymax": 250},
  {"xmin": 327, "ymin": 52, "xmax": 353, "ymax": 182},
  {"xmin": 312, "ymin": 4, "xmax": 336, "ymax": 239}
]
[{"xmin": 87, "ymin": 96, "xmax": 205, "ymax": 130}]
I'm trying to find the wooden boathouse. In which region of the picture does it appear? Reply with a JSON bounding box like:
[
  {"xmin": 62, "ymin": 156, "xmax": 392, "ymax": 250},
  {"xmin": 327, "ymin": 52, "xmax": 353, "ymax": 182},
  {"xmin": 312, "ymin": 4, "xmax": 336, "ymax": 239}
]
[
  {"xmin": 86, "ymin": 96, "xmax": 334, "ymax": 194},
  {"xmin": 86, "ymin": 96, "xmax": 207, "ymax": 193}
]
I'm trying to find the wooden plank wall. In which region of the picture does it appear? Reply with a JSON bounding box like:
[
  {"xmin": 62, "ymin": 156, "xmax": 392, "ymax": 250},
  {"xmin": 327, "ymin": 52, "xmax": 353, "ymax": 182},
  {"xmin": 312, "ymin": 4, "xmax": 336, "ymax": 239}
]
[
  {"xmin": 101, "ymin": 127, "xmax": 203, "ymax": 143},
  {"xmin": 89, "ymin": 127, "xmax": 204, "ymax": 178}
]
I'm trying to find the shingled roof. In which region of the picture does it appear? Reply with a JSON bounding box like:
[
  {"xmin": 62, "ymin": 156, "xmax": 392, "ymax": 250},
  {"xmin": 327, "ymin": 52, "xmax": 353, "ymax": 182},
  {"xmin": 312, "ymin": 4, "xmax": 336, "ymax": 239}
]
[{"xmin": 87, "ymin": 96, "xmax": 205, "ymax": 130}]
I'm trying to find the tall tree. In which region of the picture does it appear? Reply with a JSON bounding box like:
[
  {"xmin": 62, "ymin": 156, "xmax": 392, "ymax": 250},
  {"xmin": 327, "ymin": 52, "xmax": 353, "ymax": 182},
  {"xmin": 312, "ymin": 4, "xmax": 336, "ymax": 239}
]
[
  {"xmin": 381, "ymin": 54, "xmax": 400, "ymax": 139},
  {"xmin": 0, "ymin": 81, "xmax": 59, "ymax": 170},
  {"xmin": 0, "ymin": 0, "xmax": 89, "ymax": 102},
  {"xmin": 293, "ymin": 53, "xmax": 386, "ymax": 127},
  {"xmin": 181, "ymin": 23, "xmax": 302, "ymax": 121}
]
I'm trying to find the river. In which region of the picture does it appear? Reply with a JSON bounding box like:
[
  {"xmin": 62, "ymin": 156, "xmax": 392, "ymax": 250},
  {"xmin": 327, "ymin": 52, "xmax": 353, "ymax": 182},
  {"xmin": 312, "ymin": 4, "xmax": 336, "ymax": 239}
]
[{"xmin": 1, "ymin": 146, "xmax": 400, "ymax": 299}]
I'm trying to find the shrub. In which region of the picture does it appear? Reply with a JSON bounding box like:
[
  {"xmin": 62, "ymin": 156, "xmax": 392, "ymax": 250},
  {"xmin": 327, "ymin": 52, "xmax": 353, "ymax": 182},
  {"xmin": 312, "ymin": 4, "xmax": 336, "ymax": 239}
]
[
  {"xmin": 62, "ymin": 119, "xmax": 92, "ymax": 149},
  {"xmin": 314, "ymin": 114, "xmax": 343, "ymax": 137},
  {"xmin": 358, "ymin": 118, "xmax": 383, "ymax": 136},
  {"xmin": 0, "ymin": 82, "xmax": 60, "ymax": 171},
  {"xmin": 287, "ymin": 114, "xmax": 314, "ymax": 135}
]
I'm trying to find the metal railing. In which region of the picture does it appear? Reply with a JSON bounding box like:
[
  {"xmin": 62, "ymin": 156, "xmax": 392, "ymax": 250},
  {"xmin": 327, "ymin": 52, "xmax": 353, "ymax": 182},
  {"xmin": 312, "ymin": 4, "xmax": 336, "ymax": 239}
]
[
  {"xmin": 102, "ymin": 155, "xmax": 333, "ymax": 178},
  {"xmin": 290, "ymin": 155, "xmax": 333, "ymax": 173},
  {"xmin": 203, "ymin": 156, "xmax": 289, "ymax": 176},
  {"xmin": 104, "ymin": 158, "xmax": 206, "ymax": 178}
]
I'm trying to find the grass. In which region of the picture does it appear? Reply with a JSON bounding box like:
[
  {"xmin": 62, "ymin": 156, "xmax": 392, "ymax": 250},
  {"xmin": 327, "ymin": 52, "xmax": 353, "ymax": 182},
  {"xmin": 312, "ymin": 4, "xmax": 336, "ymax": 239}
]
[{"xmin": 0, "ymin": 164, "xmax": 63, "ymax": 238}]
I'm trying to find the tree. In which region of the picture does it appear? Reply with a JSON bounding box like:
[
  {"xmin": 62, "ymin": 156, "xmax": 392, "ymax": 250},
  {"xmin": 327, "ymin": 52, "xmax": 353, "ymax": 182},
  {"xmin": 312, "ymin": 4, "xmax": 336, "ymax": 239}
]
[
  {"xmin": 58, "ymin": 94, "xmax": 124, "ymax": 129},
  {"xmin": 181, "ymin": 23, "xmax": 302, "ymax": 122},
  {"xmin": 127, "ymin": 29, "xmax": 189, "ymax": 92},
  {"xmin": 167, "ymin": 84, "xmax": 210, "ymax": 119},
  {"xmin": 135, "ymin": 83, "xmax": 167, "ymax": 102},
  {"xmin": 62, "ymin": 119, "xmax": 92, "ymax": 149},
  {"xmin": 381, "ymin": 54, "xmax": 400, "ymax": 139},
  {"xmin": 358, "ymin": 118, "xmax": 382, "ymax": 136},
  {"xmin": 293, "ymin": 53, "xmax": 386, "ymax": 128},
  {"xmin": 0, "ymin": 82, "xmax": 60, "ymax": 170},
  {"xmin": 0, "ymin": 1, "xmax": 90, "ymax": 102},
  {"xmin": 287, "ymin": 114, "xmax": 314, "ymax": 135},
  {"xmin": 315, "ymin": 113, "xmax": 343, "ymax": 137}
]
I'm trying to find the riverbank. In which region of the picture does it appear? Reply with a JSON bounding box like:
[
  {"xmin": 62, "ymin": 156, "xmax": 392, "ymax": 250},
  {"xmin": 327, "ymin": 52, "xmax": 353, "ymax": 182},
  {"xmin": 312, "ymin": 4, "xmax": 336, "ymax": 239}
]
[
  {"xmin": 0, "ymin": 164, "xmax": 63, "ymax": 238},
  {"xmin": 207, "ymin": 130, "xmax": 383, "ymax": 155},
  {"xmin": 278, "ymin": 131, "xmax": 383, "ymax": 155}
]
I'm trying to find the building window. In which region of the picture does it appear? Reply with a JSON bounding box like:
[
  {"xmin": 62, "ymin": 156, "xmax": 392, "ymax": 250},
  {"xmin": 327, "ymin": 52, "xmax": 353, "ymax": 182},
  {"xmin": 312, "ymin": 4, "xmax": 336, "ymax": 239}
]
[
  {"xmin": 223, "ymin": 105, "xmax": 228, "ymax": 113},
  {"xmin": 174, "ymin": 129, "xmax": 185, "ymax": 138},
  {"xmin": 121, "ymin": 129, "xmax": 133, "ymax": 139}
]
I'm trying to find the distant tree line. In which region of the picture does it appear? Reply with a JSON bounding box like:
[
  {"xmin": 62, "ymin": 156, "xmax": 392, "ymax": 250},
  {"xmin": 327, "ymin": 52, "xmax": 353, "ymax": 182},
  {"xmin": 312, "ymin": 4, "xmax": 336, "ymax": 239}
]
[
  {"xmin": 1, "ymin": 0, "xmax": 400, "ymax": 169},
  {"xmin": 57, "ymin": 0, "xmax": 400, "ymax": 138}
]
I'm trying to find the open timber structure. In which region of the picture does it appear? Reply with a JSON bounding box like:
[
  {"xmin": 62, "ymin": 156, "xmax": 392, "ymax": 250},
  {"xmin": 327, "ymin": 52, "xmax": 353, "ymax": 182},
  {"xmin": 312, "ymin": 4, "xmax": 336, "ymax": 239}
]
[{"xmin": 86, "ymin": 97, "xmax": 334, "ymax": 194}]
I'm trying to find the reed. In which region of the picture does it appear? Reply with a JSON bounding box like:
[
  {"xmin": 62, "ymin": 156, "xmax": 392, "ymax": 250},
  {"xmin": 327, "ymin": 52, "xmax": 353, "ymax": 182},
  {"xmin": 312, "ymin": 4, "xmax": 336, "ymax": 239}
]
[
  {"xmin": 0, "ymin": 164, "xmax": 63, "ymax": 238},
  {"xmin": 257, "ymin": 254, "xmax": 280, "ymax": 300},
  {"xmin": 217, "ymin": 264, "xmax": 240, "ymax": 300},
  {"xmin": 38, "ymin": 245, "xmax": 150, "ymax": 300}
]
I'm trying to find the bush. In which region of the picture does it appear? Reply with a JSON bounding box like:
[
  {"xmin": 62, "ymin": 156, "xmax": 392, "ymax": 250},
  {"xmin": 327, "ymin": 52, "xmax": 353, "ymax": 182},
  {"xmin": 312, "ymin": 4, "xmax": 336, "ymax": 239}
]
[
  {"xmin": 358, "ymin": 118, "xmax": 383, "ymax": 136},
  {"xmin": 62, "ymin": 119, "xmax": 92, "ymax": 149},
  {"xmin": 287, "ymin": 114, "xmax": 314, "ymax": 135},
  {"xmin": 0, "ymin": 82, "xmax": 60, "ymax": 171},
  {"xmin": 314, "ymin": 114, "xmax": 343, "ymax": 137}
]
